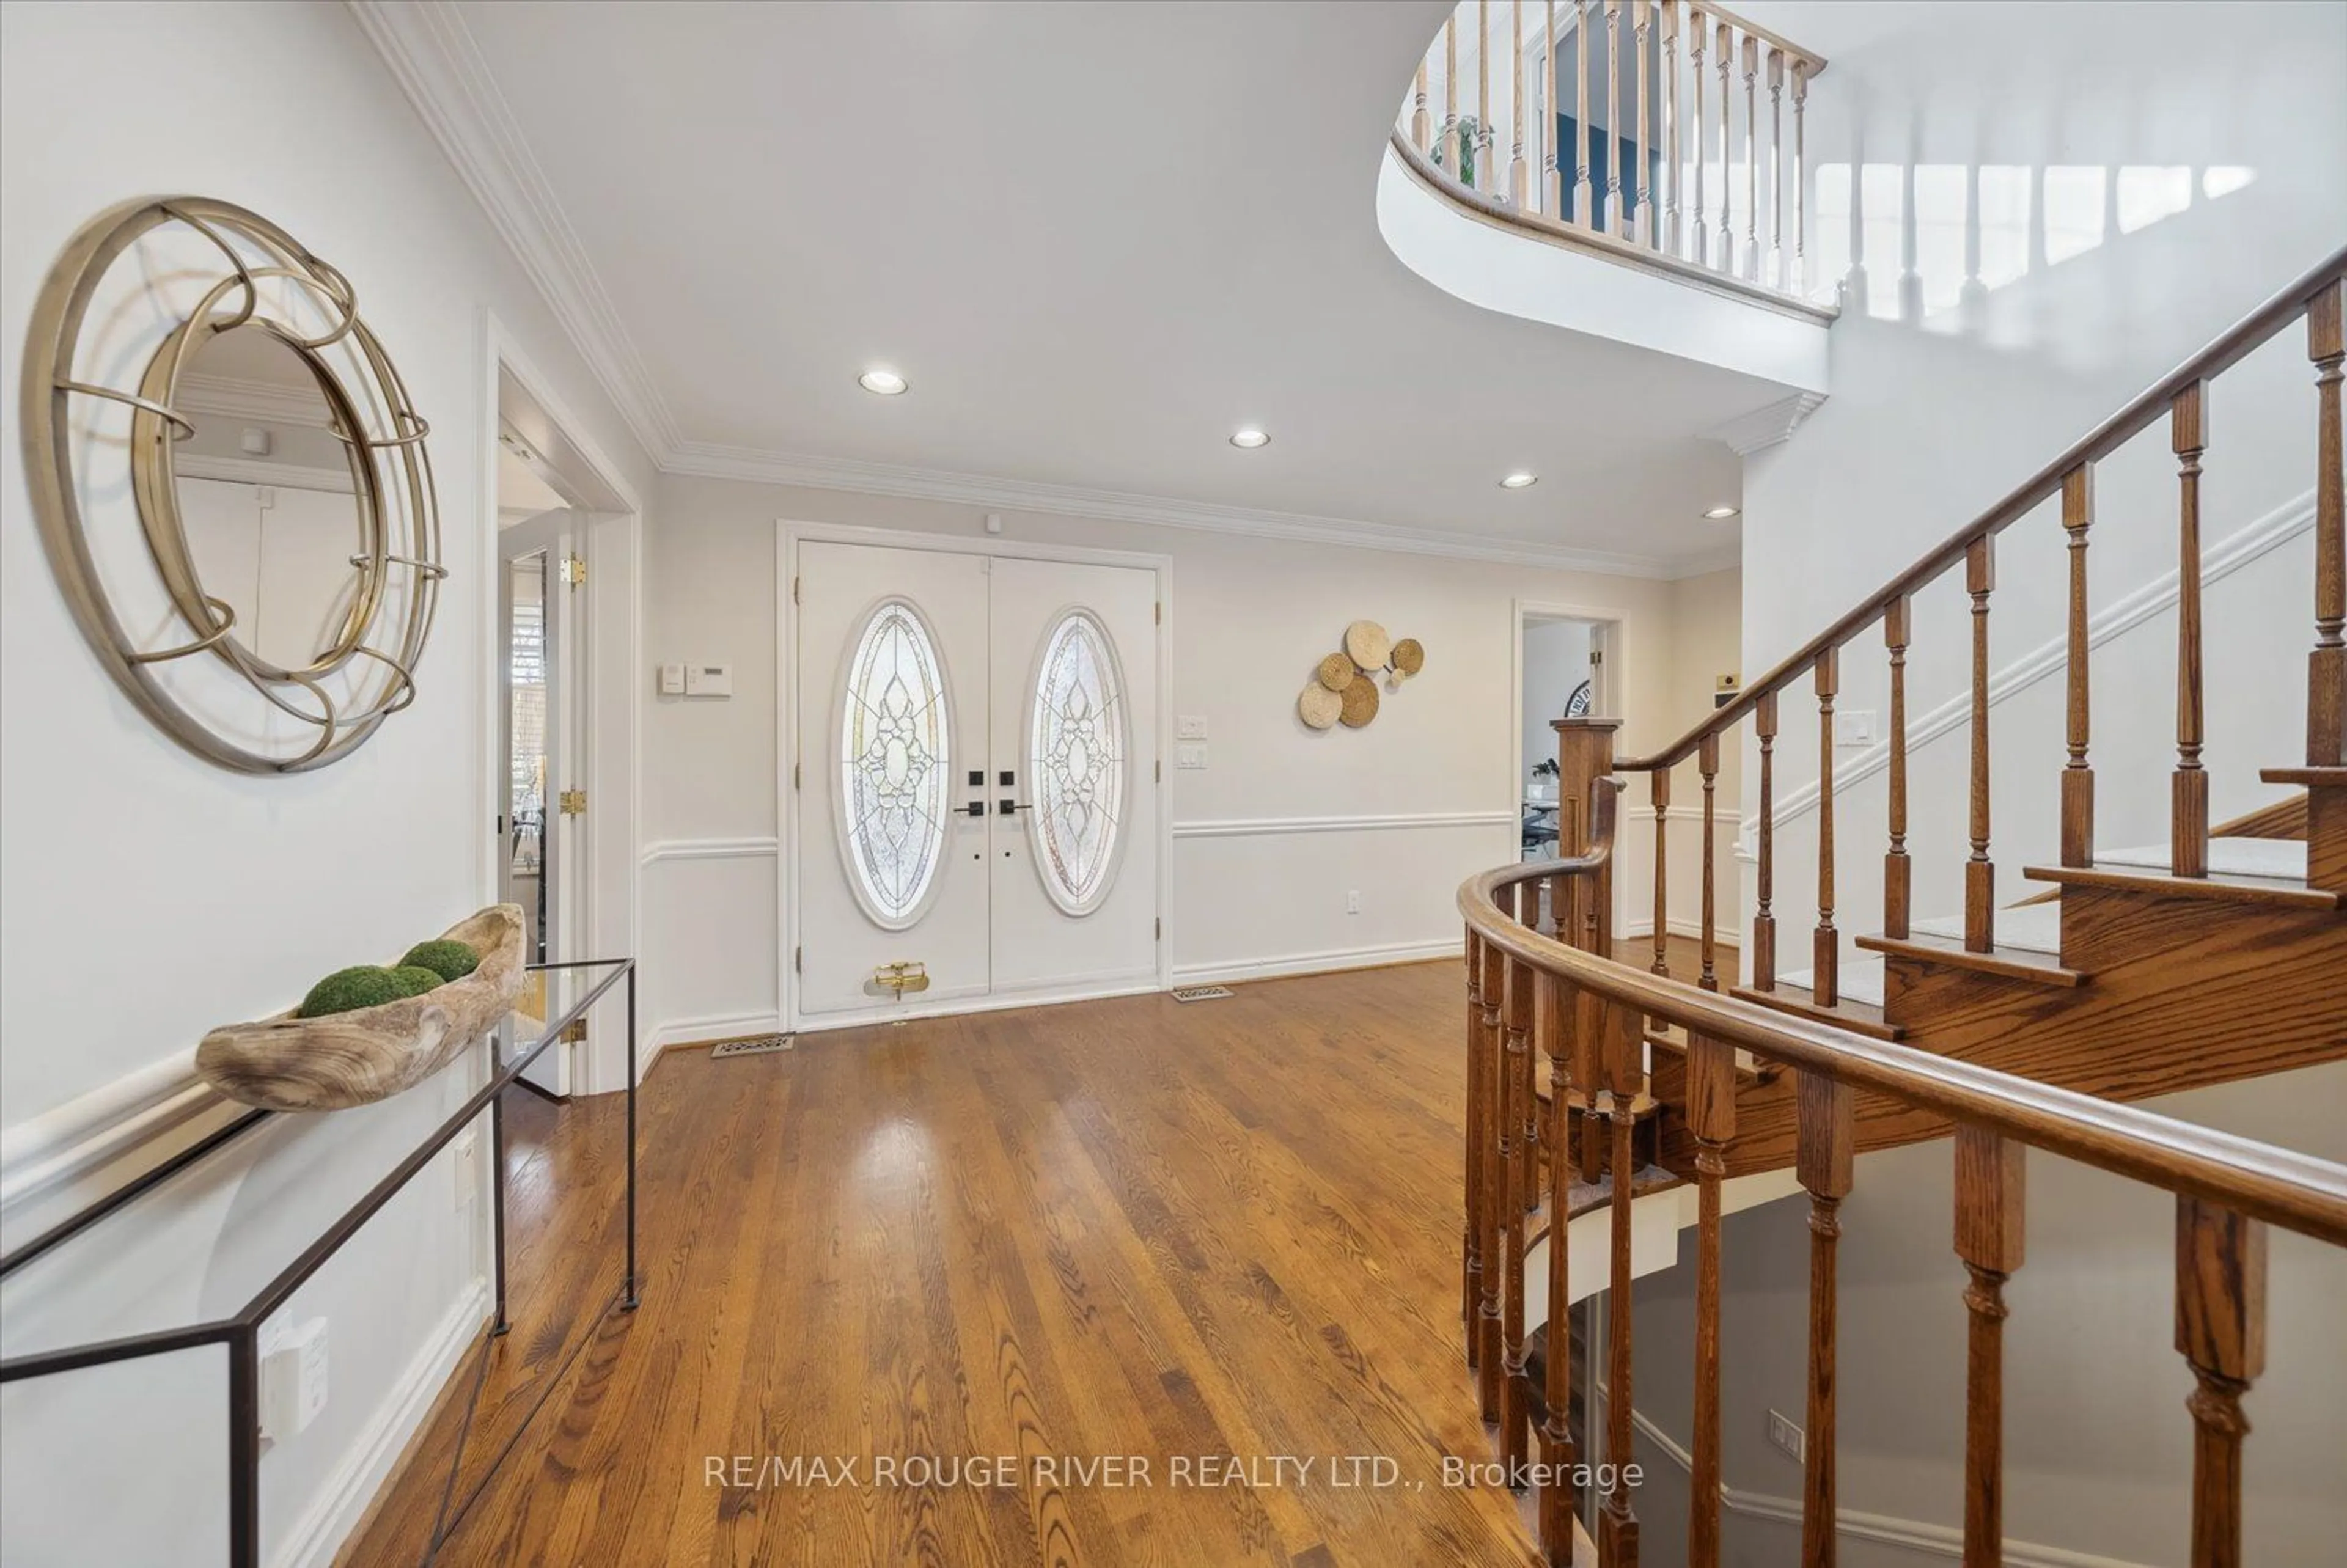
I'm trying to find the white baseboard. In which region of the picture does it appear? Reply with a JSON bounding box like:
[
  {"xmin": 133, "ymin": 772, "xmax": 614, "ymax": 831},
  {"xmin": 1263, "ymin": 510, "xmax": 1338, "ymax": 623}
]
[
  {"xmin": 1615, "ymin": 1399, "xmax": 2152, "ymax": 1568},
  {"xmin": 272, "ymin": 1275, "xmax": 490, "ymax": 1568},
  {"xmin": 1170, "ymin": 937, "xmax": 1463, "ymax": 986},
  {"xmin": 647, "ymin": 1009, "xmax": 783, "ymax": 1053}
]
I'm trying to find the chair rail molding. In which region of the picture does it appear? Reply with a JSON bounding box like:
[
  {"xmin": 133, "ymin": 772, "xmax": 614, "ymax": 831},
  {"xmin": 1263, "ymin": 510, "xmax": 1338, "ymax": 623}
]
[
  {"xmin": 1171, "ymin": 810, "xmax": 1516, "ymax": 839},
  {"xmin": 640, "ymin": 835, "xmax": 781, "ymax": 865},
  {"xmin": 0, "ymin": 1050, "xmax": 226, "ymax": 1231},
  {"xmin": 1743, "ymin": 487, "xmax": 2319, "ymax": 841}
]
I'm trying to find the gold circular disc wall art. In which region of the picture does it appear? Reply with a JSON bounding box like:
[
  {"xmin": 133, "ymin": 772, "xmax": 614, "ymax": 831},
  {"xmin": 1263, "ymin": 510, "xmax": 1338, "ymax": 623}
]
[
  {"xmin": 1339, "ymin": 673, "xmax": 1381, "ymax": 727},
  {"xmin": 1343, "ymin": 619, "xmax": 1393, "ymax": 670},
  {"xmin": 20, "ymin": 196, "xmax": 443, "ymax": 773},
  {"xmin": 1297, "ymin": 684, "xmax": 1343, "ymax": 729},
  {"xmin": 1316, "ymin": 651, "xmax": 1356, "ymax": 692},
  {"xmin": 1390, "ymin": 637, "xmax": 1425, "ymax": 676}
]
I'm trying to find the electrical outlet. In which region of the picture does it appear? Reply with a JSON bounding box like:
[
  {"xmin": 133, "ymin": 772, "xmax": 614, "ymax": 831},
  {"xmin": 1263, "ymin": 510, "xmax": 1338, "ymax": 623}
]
[
  {"xmin": 1834, "ymin": 709, "xmax": 1876, "ymax": 747},
  {"xmin": 1177, "ymin": 715, "xmax": 1208, "ymax": 740},
  {"xmin": 1767, "ymin": 1408, "xmax": 1807, "ymax": 1464},
  {"xmin": 1345, "ymin": 890, "xmax": 1363, "ymax": 915},
  {"xmin": 259, "ymin": 1316, "xmax": 329, "ymax": 1442},
  {"xmin": 1176, "ymin": 743, "xmax": 1208, "ymax": 769}
]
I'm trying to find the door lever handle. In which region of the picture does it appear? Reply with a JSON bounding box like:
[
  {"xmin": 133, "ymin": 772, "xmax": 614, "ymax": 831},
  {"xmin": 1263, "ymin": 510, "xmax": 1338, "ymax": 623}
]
[
  {"xmin": 965, "ymin": 800, "xmax": 986, "ymax": 818},
  {"xmin": 997, "ymin": 799, "xmax": 1031, "ymax": 815}
]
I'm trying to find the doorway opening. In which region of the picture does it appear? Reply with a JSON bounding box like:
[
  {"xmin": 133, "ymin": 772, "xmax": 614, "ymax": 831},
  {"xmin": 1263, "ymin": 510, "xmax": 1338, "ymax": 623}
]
[{"xmin": 491, "ymin": 358, "xmax": 634, "ymax": 1096}]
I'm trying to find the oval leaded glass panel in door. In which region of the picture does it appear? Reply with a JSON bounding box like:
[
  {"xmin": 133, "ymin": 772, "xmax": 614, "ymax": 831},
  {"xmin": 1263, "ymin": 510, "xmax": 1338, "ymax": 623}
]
[
  {"xmin": 837, "ymin": 599, "xmax": 951, "ymax": 928},
  {"xmin": 1028, "ymin": 610, "xmax": 1128, "ymax": 915}
]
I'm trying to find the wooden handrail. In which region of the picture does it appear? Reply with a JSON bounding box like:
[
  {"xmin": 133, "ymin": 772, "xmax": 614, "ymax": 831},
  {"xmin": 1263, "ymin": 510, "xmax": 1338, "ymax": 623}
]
[
  {"xmin": 1616, "ymin": 242, "xmax": 2347, "ymax": 774},
  {"xmin": 1460, "ymin": 848, "xmax": 2347, "ymax": 1247}
]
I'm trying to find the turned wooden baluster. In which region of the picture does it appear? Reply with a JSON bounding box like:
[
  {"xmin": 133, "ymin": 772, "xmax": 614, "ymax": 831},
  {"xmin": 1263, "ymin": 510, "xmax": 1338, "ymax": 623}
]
[
  {"xmin": 1791, "ymin": 59, "xmax": 1809, "ymax": 292},
  {"xmin": 1699, "ymin": 731, "xmax": 1721, "ymax": 990},
  {"xmin": 1502, "ymin": 953, "xmax": 1537, "ymax": 1474},
  {"xmin": 1574, "ymin": 2, "xmax": 1595, "ymax": 227},
  {"xmin": 1954, "ymin": 1127, "xmax": 2024, "ymax": 1568},
  {"xmin": 1476, "ymin": 0, "xmax": 1493, "ymax": 194},
  {"xmin": 1814, "ymin": 648, "xmax": 1840, "ymax": 1006},
  {"xmin": 1520, "ymin": 892, "xmax": 1544, "ymax": 1218},
  {"xmin": 1688, "ymin": 9, "xmax": 1708, "ymax": 266},
  {"xmin": 1965, "ymin": 538, "xmax": 1997, "ymax": 951},
  {"xmin": 1651, "ymin": 768, "xmax": 1672, "ymax": 978},
  {"xmin": 2175, "ymin": 1198, "xmax": 2267, "ymax": 1568},
  {"xmin": 2173, "ymin": 381, "xmax": 2211, "ymax": 878},
  {"xmin": 1884, "ymin": 596, "xmax": 1912, "ymax": 939},
  {"xmin": 1740, "ymin": 34, "xmax": 1759, "ymax": 281},
  {"xmin": 1499, "ymin": 883, "xmax": 1530, "ymax": 1218},
  {"xmin": 1539, "ymin": 970, "xmax": 1580, "ymax": 1563},
  {"xmin": 1509, "ymin": 0, "xmax": 1527, "ymax": 208},
  {"xmin": 1476, "ymin": 928, "xmax": 1508, "ymax": 1417},
  {"xmin": 1660, "ymin": 1, "xmax": 1680, "ymax": 255},
  {"xmin": 2312, "ymin": 281, "xmax": 2346, "ymax": 764},
  {"xmin": 1412, "ymin": 60, "xmax": 1431, "ymax": 154},
  {"xmin": 1604, "ymin": 2, "xmax": 1625, "ymax": 236},
  {"xmin": 1464, "ymin": 928, "xmax": 1485, "ymax": 1357},
  {"xmin": 1713, "ymin": 18, "xmax": 1733, "ymax": 273},
  {"xmin": 1441, "ymin": 15, "xmax": 1458, "ymax": 173},
  {"xmin": 1598, "ymin": 997, "xmax": 1644, "ymax": 1567},
  {"xmin": 2060, "ymin": 464, "xmax": 2096, "ymax": 866},
  {"xmin": 1543, "ymin": 0, "xmax": 1562, "ymax": 218},
  {"xmin": 1766, "ymin": 47, "xmax": 1785, "ymax": 288},
  {"xmin": 1632, "ymin": 0, "xmax": 1653, "ymax": 246},
  {"xmin": 1754, "ymin": 688, "xmax": 1779, "ymax": 989},
  {"xmin": 1798, "ymin": 1069, "xmax": 1854, "ymax": 1568},
  {"xmin": 1686, "ymin": 1033, "xmax": 1736, "ymax": 1568}
]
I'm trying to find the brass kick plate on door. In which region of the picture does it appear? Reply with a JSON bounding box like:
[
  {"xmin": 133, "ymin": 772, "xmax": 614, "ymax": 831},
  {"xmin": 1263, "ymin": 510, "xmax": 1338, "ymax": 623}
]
[{"xmin": 867, "ymin": 960, "xmax": 930, "ymax": 997}]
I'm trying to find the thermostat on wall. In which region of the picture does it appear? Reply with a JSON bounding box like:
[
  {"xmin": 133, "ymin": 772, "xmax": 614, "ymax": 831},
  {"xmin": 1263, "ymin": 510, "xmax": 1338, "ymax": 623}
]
[{"xmin": 685, "ymin": 663, "xmax": 733, "ymax": 698}]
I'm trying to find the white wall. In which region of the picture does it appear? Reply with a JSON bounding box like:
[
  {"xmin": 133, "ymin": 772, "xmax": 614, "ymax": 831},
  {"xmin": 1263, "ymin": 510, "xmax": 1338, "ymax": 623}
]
[
  {"xmin": 0, "ymin": 4, "xmax": 654, "ymax": 1565},
  {"xmin": 1729, "ymin": 0, "xmax": 2347, "ymax": 970},
  {"xmin": 1522, "ymin": 617, "xmax": 1593, "ymax": 781},
  {"xmin": 638, "ymin": 473, "xmax": 1733, "ymax": 1041},
  {"xmin": 1624, "ymin": 1063, "xmax": 2347, "ymax": 1566}
]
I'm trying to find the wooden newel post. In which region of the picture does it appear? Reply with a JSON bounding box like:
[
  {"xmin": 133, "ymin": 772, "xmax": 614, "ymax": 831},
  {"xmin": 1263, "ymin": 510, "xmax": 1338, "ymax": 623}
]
[
  {"xmin": 2175, "ymin": 1198, "xmax": 2267, "ymax": 1568},
  {"xmin": 1554, "ymin": 717, "xmax": 1622, "ymax": 954}
]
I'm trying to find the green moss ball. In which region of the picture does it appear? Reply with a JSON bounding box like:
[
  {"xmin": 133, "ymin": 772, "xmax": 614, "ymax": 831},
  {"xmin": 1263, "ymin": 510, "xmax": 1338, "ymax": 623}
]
[
  {"xmin": 398, "ymin": 939, "xmax": 480, "ymax": 983},
  {"xmin": 297, "ymin": 965, "xmax": 413, "ymax": 1018},
  {"xmin": 388, "ymin": 965, "xmax": 447, "ymax": 998}
]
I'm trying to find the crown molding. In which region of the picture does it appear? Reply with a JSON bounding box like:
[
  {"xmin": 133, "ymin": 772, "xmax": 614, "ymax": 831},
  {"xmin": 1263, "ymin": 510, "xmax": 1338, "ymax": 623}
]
[
  {"xmin": 1708, "ymin": 389, "xmax": 1827, "ymax": 456},
  {"xmin": 351, "ymin": 0, "xmax": 1744, "ymax": 584},
  {"xmin": 669, "ymin": 441, "xmax": 1729, "ymax": 580},
  {"xmin": 347, "ymin": 0, "xmax": 677, "ymax": 458}
]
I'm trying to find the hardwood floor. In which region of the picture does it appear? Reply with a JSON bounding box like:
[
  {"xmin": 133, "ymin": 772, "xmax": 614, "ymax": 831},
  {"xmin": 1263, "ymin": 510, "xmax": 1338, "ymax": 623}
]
[{"xmin": 340, "ymin": 961, "xmax": 1548, "ymax": 1567}]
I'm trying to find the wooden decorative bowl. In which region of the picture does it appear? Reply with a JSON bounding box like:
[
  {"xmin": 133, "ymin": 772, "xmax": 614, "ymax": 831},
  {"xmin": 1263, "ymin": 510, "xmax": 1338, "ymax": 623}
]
[{"xmin": 194, "ymin": 904, "xmax": 527, "ymax": 1112}]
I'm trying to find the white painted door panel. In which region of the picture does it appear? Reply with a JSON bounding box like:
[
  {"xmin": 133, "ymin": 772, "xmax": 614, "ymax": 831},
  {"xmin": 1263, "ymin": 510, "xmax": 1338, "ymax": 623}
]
[
  {"xmin": 988, "ymin": 557, "xmax": 1159, "ymax": 994},
  {"xmin": 796, "ymin": 542, "xmax": 992, "ymax": 1019}
]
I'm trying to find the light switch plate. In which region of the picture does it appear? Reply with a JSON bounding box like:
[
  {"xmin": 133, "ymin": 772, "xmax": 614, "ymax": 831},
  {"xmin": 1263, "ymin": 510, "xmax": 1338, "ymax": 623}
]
[
  {"xmin": 656, "ymin": 663, "xmax": 686, "ymax": 695},
  {"xmin": 1834, "ymin": 709, "xmax": 1876, "ymax": 747},
  {"xmin": 1767, "ymin": 1408, "xmax": 1806, "ymax": 1464},
  {"xmin": 685, "ymin": 663, "xmax": 733, "ymax": 698},
  {"xmin": 1176, "ymin": 743, "xmax": 1208, "ymax": 770},
  {"xmin": 1177, "ymin": 715, "xmax": 1208, "ymax": 740}
]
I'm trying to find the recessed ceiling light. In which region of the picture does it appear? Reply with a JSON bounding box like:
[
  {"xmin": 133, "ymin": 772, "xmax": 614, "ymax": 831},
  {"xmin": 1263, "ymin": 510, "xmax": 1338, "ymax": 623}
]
[
  {"xmin": 1229, "ymin": 428, "xmax": 1270, "ymax": 449},
  {"xmin": 1703, "ymin": 504, "xmax": 1741, "ymax": 519},
  {"xmin": 1500, "ymin": 472, "xmax": 1539, "ymax": 489},
  {"xmin": 858, "ymin": 368, "xmax": 908, "ymax": 395}
]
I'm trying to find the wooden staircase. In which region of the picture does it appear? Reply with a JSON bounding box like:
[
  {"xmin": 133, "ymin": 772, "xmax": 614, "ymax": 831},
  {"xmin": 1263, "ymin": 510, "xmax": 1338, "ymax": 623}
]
[{"xmin": 1458, "ymin": 246, "xmax": 2347, "ymax": 1568}]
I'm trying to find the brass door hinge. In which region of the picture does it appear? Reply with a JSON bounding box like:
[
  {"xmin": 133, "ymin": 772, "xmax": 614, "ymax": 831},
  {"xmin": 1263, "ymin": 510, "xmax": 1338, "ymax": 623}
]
[
  {"xmin": 560, "ymin": 1017, "xmax": 588, "ymax": 1044},
  {"xmin": 558, "ymin": 788, "xmax": 587, "ymax": 815},
  {"xmin": 560, "ymin": 555, "xmax": 587, "ymax": 588}
]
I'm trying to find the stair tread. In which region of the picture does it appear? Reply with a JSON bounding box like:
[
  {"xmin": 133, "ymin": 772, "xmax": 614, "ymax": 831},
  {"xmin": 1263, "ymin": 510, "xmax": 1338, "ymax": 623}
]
[
  {"xmin": 1856, "ymin": 926, "xmax": 2089, "ymax": 987},
  {"xmin": 2023, "ymin": 857, "xmax": 2344, "ymax": 910},
  {"xmin": 1731, "ymin": 965, "xmax": 1904, "ymax": 1041},
  {"xmin": 1910, "ymin": 902, "xmax": 2064, "ymax": 956},
  {"xmin": 1780, "ymin": 955, "xmax": 1886, "ymax": 1008},
  {"xmin": 2261, "ymin": 765, "xmax": 2347, "ymax": 786},
  {"xmin": 2099, "ymin": 838, "xmax": 2307, "ymax": 881}
]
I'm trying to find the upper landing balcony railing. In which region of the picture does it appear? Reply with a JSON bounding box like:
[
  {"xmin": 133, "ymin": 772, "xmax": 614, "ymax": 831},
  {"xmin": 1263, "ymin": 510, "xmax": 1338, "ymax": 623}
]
[{"xmin": 1399, "ymin": 0, "xmax": 1826, "ymax": 306}]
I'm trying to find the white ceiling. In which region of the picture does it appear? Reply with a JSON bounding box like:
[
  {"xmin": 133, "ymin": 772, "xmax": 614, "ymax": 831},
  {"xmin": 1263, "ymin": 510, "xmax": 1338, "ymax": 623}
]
[{"xmin": 388, "ymin": 0, "xmax": 1802, "ymax": 574}]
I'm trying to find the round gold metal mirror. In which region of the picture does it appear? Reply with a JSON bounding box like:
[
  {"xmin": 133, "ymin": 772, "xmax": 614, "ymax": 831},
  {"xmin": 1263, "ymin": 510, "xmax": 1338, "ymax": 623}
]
[{"xmin": 20, "ymin": 196, "xmax": 443, "ymax": 772}]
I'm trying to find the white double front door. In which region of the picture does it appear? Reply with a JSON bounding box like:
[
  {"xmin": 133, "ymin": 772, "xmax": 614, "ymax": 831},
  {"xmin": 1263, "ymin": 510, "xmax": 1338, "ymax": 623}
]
[{"xmin": 792, "ymin": 540, "xmax": 1161, "ymax": 1027}]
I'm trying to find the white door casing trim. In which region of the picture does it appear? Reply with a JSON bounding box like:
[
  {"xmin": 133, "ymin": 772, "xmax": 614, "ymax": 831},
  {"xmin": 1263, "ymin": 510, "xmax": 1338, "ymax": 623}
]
[{"xmin": 777, "ymin": 521, "xmax": 1175, "ymax": 1031}]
